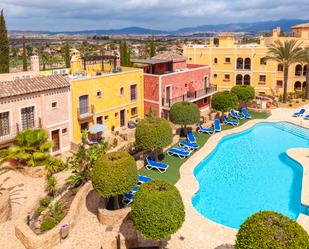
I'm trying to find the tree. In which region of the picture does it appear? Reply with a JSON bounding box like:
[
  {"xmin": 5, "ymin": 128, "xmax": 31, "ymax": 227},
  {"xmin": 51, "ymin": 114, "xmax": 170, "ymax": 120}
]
[
  {"xmin": 170, "ymin": 102, "xmax": 200, "ymax": 136},
  {"xmin": 0, "ymin": 9, "xmax": 9, "ymax": 73},
  {"xmin": 235, "ymin": 211, "xmax": 309, "ymax": 249},
  {"xmin": 22, "ymin": 36, "xmax": 27, "ymax": 71},
  {"xmin": 300, "ymin": 47, "xmax": 309, "ymax": 99},
  {"xmin": 131, "ymin": 180, "xmax": 185, "ymax": 248},
  {"xmin": 135, "ymin": 117, "xmax": 173, "ymax": 161},
  {"xmin": 266, "ymin": 40, "xmax": 303, "ymax": 103},
  {"xmin": 149, "ymin": 35, "xmax": 156, "ymax": 57},
  {"xmin": 211, "ymin": 91, "xmax": 238, "ymax": 112},
  {"xmin": 231, "ymin": 85, "xmax": 255, "ymax": 106},
  {"xmin": 91, "ymin": 151, "xmax": 137, "ymax": 210},
  {"xmin": 120, "ymin": 41, "xmax": 131, "ymax": 67},
  {"xmin": 63, "ymin": 42, "xmax": 71, "ymax": 68}
]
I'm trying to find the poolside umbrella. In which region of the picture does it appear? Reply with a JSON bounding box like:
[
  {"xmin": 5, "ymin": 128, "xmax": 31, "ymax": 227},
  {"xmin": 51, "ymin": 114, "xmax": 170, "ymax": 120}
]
[{"xmin": 88, "ymin": 124, "xmax": 106, "ymax": 133}]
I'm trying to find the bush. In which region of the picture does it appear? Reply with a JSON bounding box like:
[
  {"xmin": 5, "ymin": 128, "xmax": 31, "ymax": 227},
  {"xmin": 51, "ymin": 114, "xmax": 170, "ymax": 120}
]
[
  {"xmin": 45, "ymin": 157, "xmax": 66, "ymax": 175},
  {"xmin": 212, "ymin": 91, "xmax": 238, "ymax": 112},
  {"xmin": 231, "ymin": 85, "xmax": 255, "ymax": 102},
  {"xmin": 170, "ymin": 102, "xmax": 200, "ymax": 126},
  {"xmin": 91, "ymin": 151, "xmax": 138, "ymax": 209},
  {"xmin": 49, "ymin": 201, "xmax": 65, "ymax": 222},
  {"xmin": 46, "ymin": 176, "xmax": 57, "ymax": 196},
  {"xmin": 235, "ymin": 211, "xmax": 309, "ymax": 249},
  {"xmin": 40, "ymin": 218, "xmax": 56, "ymax": 232},
  {"xmin": 131, "ymin": 180, "xmax": 185, "ymax": 241},
  {"xmin": 39, "ymin": 196, "xmax": 51, "ymax": 207}
]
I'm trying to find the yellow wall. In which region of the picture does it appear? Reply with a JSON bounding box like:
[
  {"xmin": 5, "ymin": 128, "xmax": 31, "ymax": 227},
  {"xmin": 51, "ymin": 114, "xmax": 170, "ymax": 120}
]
[
  {"xmin": 71, "ymin": 68, "xmax": 144, "ymax": 143},
  {"xmin": 184, "ymin": 33, "xmax": 308, "ymax": 96}
]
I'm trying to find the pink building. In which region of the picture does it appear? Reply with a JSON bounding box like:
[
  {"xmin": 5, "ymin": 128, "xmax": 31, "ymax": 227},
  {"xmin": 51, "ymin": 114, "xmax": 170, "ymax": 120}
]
[
  {"xmin": 132, "ymin": 53, "xmax": 216, "ymax": 118},
  {"xmin": 0, "ymin": 75, "xmax": 71, "ymax": 154}
]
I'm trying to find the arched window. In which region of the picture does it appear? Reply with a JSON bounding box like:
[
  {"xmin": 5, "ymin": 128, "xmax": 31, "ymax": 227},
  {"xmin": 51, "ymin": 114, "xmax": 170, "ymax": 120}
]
[
  {"xmin": 295, "ymin": 64, "xmax": 302, "ymax": 76},
  {"xmin": 214, "ymin": 58, "xmax": 218, "ymax": 64},
  {"xmin": 236, "ymin": 58, "xmax": 243, "ymax": 69},
  {"xmin": 120, "ymin": 87, "xmax": 124, "ymax": 96},
  {"xmin": 244, "ymin": 75, "xmax": 251, "ymax": 85},
  {"xmin": 303, "ymin": 65, "xmax": 307, "ymax": 76},
  {"xmin": 244, "ymin": 58, "xmax": 251, "ymax": 70},
  {"xmin": 236, "ymin": 74, "xmax": 243, "ymax": 85},
  {"xmin": 294, "ymin": 81, "xmax": 302, "ymax": 92},
  {"xmin": 277, "ymin": 64, "xmax": 283, "ymax": 72}
]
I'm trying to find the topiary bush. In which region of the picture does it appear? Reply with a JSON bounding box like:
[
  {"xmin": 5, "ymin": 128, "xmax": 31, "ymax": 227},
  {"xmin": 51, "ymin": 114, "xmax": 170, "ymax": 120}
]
[
  {"xmin": 131, "ymin": 180, "xmax": 185, "ymax": 242},
  {"xmin": 135, "ymin": 117, "xmax": 173, "ymax": 161},
  {"xmin": 235, "ymin": 211, "xmax": 309, "ymax": 249},
  {"xmin": 211, "ymin": 91, "xmax": 238, "ymax": 112},
  {"xmin": 170, "ymin": 102, "xmax": 200, "ymax": 136},
  {"xmin": 91, "ymin": 151, "xmax": 138, "ymax": 209},
  {"xmin": 231, "ymin": 85, "xmax": 255, "ymax": 103}
]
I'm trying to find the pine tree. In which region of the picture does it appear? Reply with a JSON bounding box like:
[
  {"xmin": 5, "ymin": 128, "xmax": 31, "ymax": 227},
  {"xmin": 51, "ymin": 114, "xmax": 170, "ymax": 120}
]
[
  {"xmin": 64, "ymin": 42, "xmax": 71, "ymax": 68},
  {"xmin": 22, "ymin": 36, "xmax": 27, "ymax": 71},
  {"xmin": 0, "ymin": 10, "xmax": 9, "ymax": 74}
]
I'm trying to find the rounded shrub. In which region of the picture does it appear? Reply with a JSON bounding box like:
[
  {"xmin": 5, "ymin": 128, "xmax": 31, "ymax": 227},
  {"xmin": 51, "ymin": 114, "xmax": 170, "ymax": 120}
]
[
  {"xmin": 231, "ymin": 85, "xmax": 255, "ymax": 102},
  {"xmin": 131, "ymin": 180, "xmax": 185, "ymax": 241},
  {"xmin": 170, "ymin": 102, "xmax": 200, "ymax": 126},
  {"xmin": 91, "ymin": 151, "xmax": 138, "ymax": 198},
  {"xmin": 235, "ymin": 211, "xmax": 309, "ymax": 249},
  {"xmin": 211, "ymin": 91, "xmax": 238, "ymax": 112}
]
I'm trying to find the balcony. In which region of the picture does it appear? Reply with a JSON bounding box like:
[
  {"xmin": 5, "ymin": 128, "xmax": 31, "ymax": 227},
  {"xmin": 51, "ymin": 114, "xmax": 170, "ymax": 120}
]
[
  {"xmin": 0, "ymin": 118, "xmax": 42, "ymax": 147},
  {"xmin": 162, "ymin": 85, "xmax": 217, "ymax": 108},
  {"xmin": 77, "ymin": 105, "xmax": 94, "ymax": 121}
]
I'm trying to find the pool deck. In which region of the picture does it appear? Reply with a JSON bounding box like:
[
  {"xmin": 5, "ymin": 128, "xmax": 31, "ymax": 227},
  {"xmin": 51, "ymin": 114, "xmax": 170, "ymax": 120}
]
[{"xmin": 168, "ymin": 106, "xmax": 309, "ymax": 249}]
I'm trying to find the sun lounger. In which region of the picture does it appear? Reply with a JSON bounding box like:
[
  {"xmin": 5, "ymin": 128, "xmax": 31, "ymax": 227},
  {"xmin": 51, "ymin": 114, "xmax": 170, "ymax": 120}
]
[
  {"xmin": 223, "ymin": 115, "xmax": 239, "ymax": 126},
  {"xmin": 230, "ymin": 109, "xmax": 244, "ymax": 120},
  {"xmin": 122, "ymin": 193, "xmax": 134, "ymax": 205},
  {"xmin": 241, "ymin": 107, "xmax": 252, "ymax": 119},
  {"xmin": 145, "ymin": 156, "xmax": 169, "ymax": 173},
  {"xmin": 179, "ymin": 140, "xmax": 199, "ymax": 150},
  {"xmin": 167, "ymin": 147, "xmax": 191, "ymax": 159},
  {"xmin": 197, "ymin": 123, "xmax": 215, "ymax": 134},
  {"xmin": 214, "ymin": 119, "xmax": 222, "ymax": 132},
  {"xmin": 293, "ymin": 108, "xmax": 305, "ymax": 117},
  {"xmin": 138, "ymin": 175, "xmax": 152, "ymax": 185},
  {"xmin": 187, "ymin": 130, "xmax": 197, "ymax": 144}
]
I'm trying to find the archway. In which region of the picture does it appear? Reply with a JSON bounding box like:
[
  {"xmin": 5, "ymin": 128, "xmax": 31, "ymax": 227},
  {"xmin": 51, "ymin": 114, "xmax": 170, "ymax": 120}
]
[{"xmin": 294, "ymin": 81, "xmax": 302, "ymax": 92}]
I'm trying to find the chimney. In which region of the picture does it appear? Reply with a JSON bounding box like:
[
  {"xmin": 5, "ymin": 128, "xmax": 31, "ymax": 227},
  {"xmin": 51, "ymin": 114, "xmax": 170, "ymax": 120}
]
[{"xmin": 30, "ymin": 55, "xmax": 40, "ymax": 72}]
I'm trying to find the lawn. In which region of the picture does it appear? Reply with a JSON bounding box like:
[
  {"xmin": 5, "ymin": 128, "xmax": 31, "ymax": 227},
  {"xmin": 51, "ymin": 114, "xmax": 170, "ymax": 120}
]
[{"xmin": 138, "ymin": 111, "xmax": 270, "ymax": 185}]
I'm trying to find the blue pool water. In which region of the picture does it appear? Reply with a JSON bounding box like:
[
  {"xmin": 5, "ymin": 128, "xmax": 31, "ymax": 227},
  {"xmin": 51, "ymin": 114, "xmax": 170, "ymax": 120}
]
[{"xmin": 192, "ymin": 122, "xmax": 308, "ymax": 229}]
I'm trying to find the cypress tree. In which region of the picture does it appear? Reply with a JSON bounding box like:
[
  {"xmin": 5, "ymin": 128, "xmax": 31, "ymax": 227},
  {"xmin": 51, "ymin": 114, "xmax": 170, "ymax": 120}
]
[
  {"xmin": 149, "ymin": 35, "xmax": 156, "ymax": 57},
  {"xmin": 64, "ymin": 41, "xmax": 70, "ymax": 68},
  {"xmin": 22, "ymin": 36, "xmax": 27, "ymax": 71},
  {"xmin": 0, "ymin": 9, "xmax": 9, "ymax": 73}
]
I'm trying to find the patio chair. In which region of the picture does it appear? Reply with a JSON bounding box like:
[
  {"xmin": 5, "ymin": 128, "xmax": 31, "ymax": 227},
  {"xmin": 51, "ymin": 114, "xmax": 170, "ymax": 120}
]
[
  {"xmin": 138, "ymin": 175, "xmax": 152, "ymax": 185},
  {"xmin": 230, "ymin": 109, "xmax": 244, "ymax": 120},
  {"xmin": 241, "ymin": 107, "xmax": 252, "ymax": 119},
  {"xmin": 223, "ymin": 115, "xmax": 239, "ymax": 126},
  {"xmin": 122, "ymin": 193, "xmax": 134, "ymax": 206},
  {"xmin": 214, "ymin": 119, "xmax": 222, "ymax": 132},
  {"xmin": 293, "ymin": 108, "xmax": 305, "ymax": 117},
  {"xmin": 197, "ymin": 123, "xmax": 215, "ymax": 135},
  {"xmin": 179, "ymin": 140, "xmax": 199, "ymax": 150},
  {"xmin": 145, "ymin": 156, "xmax": 169, "ymax": 173},
  {"xmin": 167, "ymin": 147, "xmax": 191, "ymax": 159},
  {"xmin": 187, "ymin": 130, "xmax": 197, "ymax": 144}
]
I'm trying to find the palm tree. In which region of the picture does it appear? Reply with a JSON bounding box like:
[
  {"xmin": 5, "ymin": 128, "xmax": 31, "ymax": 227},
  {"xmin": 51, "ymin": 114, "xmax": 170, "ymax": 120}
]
[
  {"xmin": 300, "ymin": 47, "xmax": 309, "ymax": 99},
  {"xmin": 266, "ymin": 40, "xmax": 303, "ymax": 103}
]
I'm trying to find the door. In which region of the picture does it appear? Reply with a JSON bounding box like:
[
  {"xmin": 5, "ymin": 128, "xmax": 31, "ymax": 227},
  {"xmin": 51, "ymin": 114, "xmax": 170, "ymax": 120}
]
[
  {"xmin": 51, "ymin": 130, "xmax": 60, "ymax": 152},
  {"xmin": 79, "ymin": 95, "xmax": 89, "ymax": 115},
  {"xmin": 166, "ymin": 86, "xmax": 171, "ymax": 106},
  {"xmin": 120, "ymin": 110, "xmax": 125, "ymax": 127}
]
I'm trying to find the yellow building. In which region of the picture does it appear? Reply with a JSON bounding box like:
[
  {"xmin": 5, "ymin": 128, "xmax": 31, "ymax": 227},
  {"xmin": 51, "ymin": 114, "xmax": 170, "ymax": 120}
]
[
  {"xmin": 69, "ymin": 50, "xmax": 144, "ymax": 143},
  {"xmin": 183, "ymin": 25, "xmax": 309, "ymax": 96}
]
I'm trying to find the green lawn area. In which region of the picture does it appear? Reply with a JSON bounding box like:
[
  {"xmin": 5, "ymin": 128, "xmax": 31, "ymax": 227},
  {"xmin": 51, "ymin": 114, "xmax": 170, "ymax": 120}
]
[{"xmin": 138, "ymin": 111, "xmax": 270, "ymax": 185}]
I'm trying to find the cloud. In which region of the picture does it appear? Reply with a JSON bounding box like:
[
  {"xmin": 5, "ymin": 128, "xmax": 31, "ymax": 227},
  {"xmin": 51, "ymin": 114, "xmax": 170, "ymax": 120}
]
[{"xmin": 0, "ymin": 0, "xmax": 308, "ymax": 31}]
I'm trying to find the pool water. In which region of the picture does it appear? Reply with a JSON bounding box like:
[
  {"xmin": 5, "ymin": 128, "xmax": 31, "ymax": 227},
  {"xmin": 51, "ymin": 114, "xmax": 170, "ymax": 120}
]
[{"xmin": 192, "ymin": 122, "xmax": 308, "ymax": 229}]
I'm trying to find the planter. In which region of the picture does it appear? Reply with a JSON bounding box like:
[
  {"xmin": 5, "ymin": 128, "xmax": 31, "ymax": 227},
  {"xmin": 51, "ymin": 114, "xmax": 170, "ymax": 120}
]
[
  {"xmin": 20, "ymin": 166, "xmax": 46, "ymax": 178},
  {"xmin": 0, "ymin": 189, "xmax": 11, "ymax": 222}
]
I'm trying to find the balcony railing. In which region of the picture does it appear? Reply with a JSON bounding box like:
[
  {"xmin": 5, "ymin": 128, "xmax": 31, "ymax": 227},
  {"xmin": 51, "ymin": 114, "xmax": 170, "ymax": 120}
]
[
  {"xmin": 0, "ymin": 118, "xmax": 42, "ymax": 144},
  {"xmin": 162, "ymin": 85, "xmax": 217, "ymax": 108},
  {"xmin": 77, "ymin": 105, "xmax": 94, "ymax": 120}
]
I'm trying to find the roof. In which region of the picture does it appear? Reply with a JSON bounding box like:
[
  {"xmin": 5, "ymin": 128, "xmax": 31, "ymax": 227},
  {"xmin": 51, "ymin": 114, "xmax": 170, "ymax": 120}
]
[
  {"xmin": 0, "ymin": 75, "xmax": 70, "ymax": 99},
  {"xmin": 131, "ymin": 58, "xmax": 171, "ymax": 65},
  {"xmin": 152, "ymin": 52, "xmax": 186, "ymax": 62},
  {"xmin": 292, "ymin": 23, "xmax": 309, "ymax": 29}
]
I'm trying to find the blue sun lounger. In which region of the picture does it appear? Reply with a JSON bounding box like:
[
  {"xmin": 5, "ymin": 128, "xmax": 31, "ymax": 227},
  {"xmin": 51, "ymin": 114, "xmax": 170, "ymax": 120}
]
[
  {"xmin": 230, "ymin": 109, "xmax": 244, "ymax": 120},
  {"xmin": 167, "ymin": 147, "xmax": 191, "ymax": 159},
  {"xmin": 179, "ymin": 140, "xmax": 199, "ymax": 150},
  {"xmin": 187, "ymin": 130, "xmax": 197, "ymax": 144},
  {"xmin": 241, "ymin": 107, "xmax": 252, "ymax": 119},
  {"xmin": 145, "ymin": 156, "xmax": 169, "ymax": 173},
  {"xmin": 122, "ymin": 193, "xmax": 134, "ymax": 205},
  {"xmin": 224, "ymin": 115, "xmax": 239, "ymax": 126},
  {"xmin": 293, "ymin": 108, "xmax": 305, "ymax": 117},
  {"xmin": 304, "ymin": 114, "xmax": 309, "ymax": 120},
  {"xmin": 214, "ymin": 119, "xmax": 222, "ymax": 132},
  {"xmin": 197, "ymin": 123, "xmax": 215, "ymax": 134},
  {"xmin": 138, "ymin": 175, "xmax": 152, "ymax": 185}
]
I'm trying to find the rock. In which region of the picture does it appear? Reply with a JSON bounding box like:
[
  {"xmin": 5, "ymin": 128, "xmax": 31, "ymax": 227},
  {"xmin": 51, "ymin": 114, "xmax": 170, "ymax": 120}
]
[{"xmin": 136, "ymin": 160, "xmax": 145, "ymax": 170}]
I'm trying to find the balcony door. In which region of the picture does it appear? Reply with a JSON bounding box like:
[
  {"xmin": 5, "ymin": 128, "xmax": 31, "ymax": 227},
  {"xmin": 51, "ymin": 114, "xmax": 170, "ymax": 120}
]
[
  {"xmin": 21, "ymin": 106, "xmax": 35, "ymax": 130},
  {"xmin": 120, "ymin": 109, "xmax": 126, "ymax": 127},
  {"xmin": 79, "ymin": 95, "xmax": 89, "ymax": 115},
  {"xmin": 51, "ymin": 129, "xmax": 60, "ymax": 152},
  {"xmin": 166, "ymin": 86, "xmax": 172, "ymax": 105}
]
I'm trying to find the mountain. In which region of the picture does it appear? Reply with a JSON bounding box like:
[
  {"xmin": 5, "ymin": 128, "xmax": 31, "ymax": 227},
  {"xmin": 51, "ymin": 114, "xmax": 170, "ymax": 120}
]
[{"xmin": 9, "ymin": 19, "xmax": 309, "ymax": 36}]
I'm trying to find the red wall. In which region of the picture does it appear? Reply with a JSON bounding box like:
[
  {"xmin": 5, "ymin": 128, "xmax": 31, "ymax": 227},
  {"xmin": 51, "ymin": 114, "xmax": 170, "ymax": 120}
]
[
  {"xmin": 172, "ymin": 61, "xmax": 187, "ymax": 70},
  {"xmin": 144, "ymin": 75, "xmax": 159, "ymax": 101}
]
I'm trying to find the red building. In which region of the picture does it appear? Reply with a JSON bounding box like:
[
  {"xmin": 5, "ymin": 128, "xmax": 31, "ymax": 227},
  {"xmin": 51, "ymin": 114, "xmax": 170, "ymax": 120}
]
[{"xmin": 132, "ymin": 53, "xmax": 216, "ymax": 118}]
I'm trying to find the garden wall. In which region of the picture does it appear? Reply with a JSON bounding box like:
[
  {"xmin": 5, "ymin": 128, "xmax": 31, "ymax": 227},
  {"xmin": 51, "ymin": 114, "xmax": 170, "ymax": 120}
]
[{"xmin": 15, "ymin": 182, "xmax": 91, "ymax": 249}]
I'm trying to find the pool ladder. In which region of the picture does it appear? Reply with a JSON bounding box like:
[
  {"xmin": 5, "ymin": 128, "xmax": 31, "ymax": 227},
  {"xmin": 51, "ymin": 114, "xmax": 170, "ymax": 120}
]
[{"xmin": 274, "ymin": 123, "xmax": 309, "ymax": 141}]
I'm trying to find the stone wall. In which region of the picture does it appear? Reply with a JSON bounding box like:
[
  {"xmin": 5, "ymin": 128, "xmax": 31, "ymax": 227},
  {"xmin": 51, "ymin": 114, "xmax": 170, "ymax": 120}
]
[
  {"xmin": 15, "ymin": 182, "xmax": 92, "ymax": 249},
  {"xmin": 0, "ymin": 190, "xmax": 11, "ymax": 222}
]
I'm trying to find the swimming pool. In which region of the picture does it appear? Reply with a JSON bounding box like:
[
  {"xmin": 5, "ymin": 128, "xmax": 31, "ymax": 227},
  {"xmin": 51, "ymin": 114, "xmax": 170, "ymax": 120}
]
[{"xmin": 192, "ymin": 122, "xmax": 308, "ymax": 229}]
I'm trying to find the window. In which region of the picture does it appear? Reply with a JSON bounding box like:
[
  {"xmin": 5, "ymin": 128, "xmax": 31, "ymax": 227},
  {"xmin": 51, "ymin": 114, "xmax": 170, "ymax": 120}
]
[
  {"xmin": 260, "ymin": 58, "xmax": 267, "ymax": 65},
  {"xmin": 276, "ymin": 80, "xmax": 283, "ymax": 87},
  {"xmin": 214, "ymin": 58, "xmax": 218, "ymax": 64},
  {"xmin": 51, "ymin": 102, "xmax": 58, "ymax": 109},
  {"xmin": 225, "ymin": 57, "xmax": 231, "ymax": 63},
  {"xmin": 96, "ymin": 116, "xmax": 103, "ymax": 124},
  {"xmin": 21, "ymin": 106, "xmax": 35, "ymax": 130},
  {"xmin": 80, "ymin": 122, "xmax": 88, "ymax": 132},
  {"xmin": 130, "ymin": 84, "xmax": 137, "ymax": 101},
  {"xmin": 224, "ymin": 74, "xmax": 230, "ymax": 81},
  {"xmin": 131, "ymin": 107, "xmax": 138, "ymax": 117},
  {"xmin": 236, "ymin": 74, "xmax": 243, "ymax": 85},
  {"xmin": 79, "ymin": 95, "xmax": 89, "ymax": 115},
  {"xmin": 295, "ymin": 65, "xmax": 302, "ymax": 76},
  {"xmin": 259, "ymin": 75, "xmax": 266, "ymax": 83},
  {"xmin": 0, "ymin": 112, "xmax": 10, "ymax": 136},
  {"xmin": 104, "ymin": 115, "xmax": 109, "ymax": 121},
  {"xmin": 213, "ymin": 74, "xmax": 217, "ymax": 78},
  {"xmin": 277, "ymin": 64, "xmax": 283, "ymax": 72},
  {"xmin": 244, "ymin": 58, "xmax": 251, "ymax": 70},
  {"xmin": 120, "ymin": 87, "xmax": 124, "ymax": 97},
  {"xmin": 185, "ymin": 83, "xmax": 188, "ymax": 87},
  {"xmin": 96, "ymin": 91, "xmax": 102, "ymax": 98},
  {"xmin": 237, "ymin": 58, "xmax": 244, "ymax": 69},
  {"xmin": 203, "ymin": 97, "xmax": 208, "ymax": 104},
  {"xmin": 244, "ymin": 75, "xmax": 250, "ymax": 85},
  {"xmin": 189, "ymin": 57, "xmax": 192, "ymax": 61},
  {"xmin": 62, "ymin": 128, "xmax": 67, "ymax": 134}
]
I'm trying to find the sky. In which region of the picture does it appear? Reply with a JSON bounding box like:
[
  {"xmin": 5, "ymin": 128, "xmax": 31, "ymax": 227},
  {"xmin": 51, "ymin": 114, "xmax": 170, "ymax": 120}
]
[{"xmin": 1, "ymin": 0, "xmax": 309, "ymax": 31}]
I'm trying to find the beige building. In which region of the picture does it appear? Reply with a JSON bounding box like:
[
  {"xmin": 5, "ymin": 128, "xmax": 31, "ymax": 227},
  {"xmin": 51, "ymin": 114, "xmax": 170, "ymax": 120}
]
[{"xmin": 183, "ymin": 24, "xmax": 309, "ymax": 96}]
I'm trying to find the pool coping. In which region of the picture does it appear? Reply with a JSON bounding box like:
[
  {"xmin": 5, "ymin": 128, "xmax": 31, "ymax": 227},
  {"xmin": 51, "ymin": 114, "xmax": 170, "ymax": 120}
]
[{"xmin": 169, "ymin": 111, "xmax": 309, "ymax": 248}]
